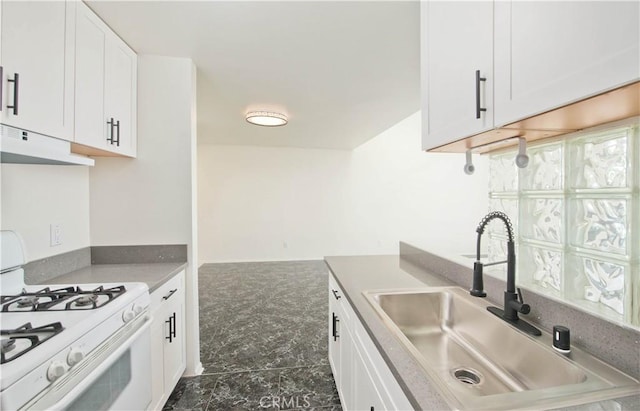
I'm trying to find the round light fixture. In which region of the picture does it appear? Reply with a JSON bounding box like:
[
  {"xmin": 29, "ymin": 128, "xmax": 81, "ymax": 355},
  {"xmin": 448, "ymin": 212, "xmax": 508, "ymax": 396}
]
[{"xmin": 245, "ymin": 111, "xmax": 288, "ymax": 127}]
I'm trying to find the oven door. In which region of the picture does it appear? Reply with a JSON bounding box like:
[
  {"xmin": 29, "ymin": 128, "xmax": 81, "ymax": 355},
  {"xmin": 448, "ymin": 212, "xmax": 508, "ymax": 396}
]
[{"xmin": 23, "ymin": 313, "xmax": 151, "ymax": 411}]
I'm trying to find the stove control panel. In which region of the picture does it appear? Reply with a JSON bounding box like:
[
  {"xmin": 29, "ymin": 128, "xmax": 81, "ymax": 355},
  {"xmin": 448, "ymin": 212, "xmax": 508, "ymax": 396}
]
[
  {"xmin": 47, "ymin": 360, "xmax": 68, "ymax": 381},
  {"xmin": 123, "ymin": 303, "xmax": 145, "ymax": 323},
  {"xmin": 67, "ymin": 347, "xmax": 84, "ymax": 366}
]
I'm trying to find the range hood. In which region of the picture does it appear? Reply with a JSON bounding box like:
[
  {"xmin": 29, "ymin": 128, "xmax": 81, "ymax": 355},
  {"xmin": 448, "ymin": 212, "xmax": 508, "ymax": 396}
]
[{"xmin": 0, "ymin": 125, "xmax": 94, "ymax": 166}]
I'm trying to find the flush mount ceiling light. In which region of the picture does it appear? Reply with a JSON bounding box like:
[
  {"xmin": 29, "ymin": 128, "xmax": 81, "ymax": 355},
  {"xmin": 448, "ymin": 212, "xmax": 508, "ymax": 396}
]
[{"xmin": 245, "ymin": 111, "xmax": 288, "ymax": 127}]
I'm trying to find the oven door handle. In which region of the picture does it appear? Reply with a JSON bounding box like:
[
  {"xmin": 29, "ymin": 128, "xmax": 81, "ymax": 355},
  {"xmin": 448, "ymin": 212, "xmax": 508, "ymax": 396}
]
[{"xmin": 24, "ymin": 314, "xmax": 151, "ymax": 411}]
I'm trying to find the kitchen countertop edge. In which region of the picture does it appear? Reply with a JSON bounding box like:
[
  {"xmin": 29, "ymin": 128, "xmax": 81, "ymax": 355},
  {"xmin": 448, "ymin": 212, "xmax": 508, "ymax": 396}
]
[{"xmin": 36, "ymin": 262, "xmax": 188, "ymax": 293}]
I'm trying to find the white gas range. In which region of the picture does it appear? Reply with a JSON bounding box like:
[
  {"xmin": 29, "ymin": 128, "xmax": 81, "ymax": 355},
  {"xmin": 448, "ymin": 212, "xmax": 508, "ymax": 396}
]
[{"xmin": 0, "ymin": 231, "xmax": 152, "ymax": 411}]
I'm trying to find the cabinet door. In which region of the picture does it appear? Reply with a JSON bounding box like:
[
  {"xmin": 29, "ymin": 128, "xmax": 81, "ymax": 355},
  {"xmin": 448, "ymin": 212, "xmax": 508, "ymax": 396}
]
[
  {"xmin": 163, "ymin": 293, "xmax": 186, "ymax": 392},
  {"xmin": 104, "ymin": 36, "xmax": 136, "ymax": 156},
  {"xmin": 74, "ymin": 2, "xmax": 107, "ymax": 150},
  {"xmin": 329, "ymin": 309, "xmax": 341, "ymax": 389},
  {"xmin": 339, "ymin": 326, "xmax": 355, "ymax": 411},
  {"xmin": 354, "ymin": 321, "xmax": 413, "ymax": 410},
  {"xmin": 353, "ymin": 345, "xmax": 385, "ymax": 411},
  {"xmin": 1, "ymin": 1, "xmax": 74, "ymax": 141},
  {"xmin": 148, "ymin": 271, "xmax": 186, "ymax": 410},
  {"xmin": 421, "ymin": 1, "xmax": 493, "ymax": 150},
  {"xmin": 494, "ymin": 1, "xmax": 640, "ymax": 127}
]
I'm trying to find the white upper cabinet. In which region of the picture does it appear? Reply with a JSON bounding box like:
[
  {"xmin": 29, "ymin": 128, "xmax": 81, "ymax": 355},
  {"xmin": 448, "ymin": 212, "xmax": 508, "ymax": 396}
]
[
  {"xmin": 422, "ymin": 1, "xmax": 640, "ymax": 151},
  {"xmin": 422, "ymin": 1, "xmax": 494, "ymax": 150},
  {"xmin": 0, "ymin": 1, "xmax": 75, "ymax": 141},
  {"xmin": 74, "ymin": 1, "xmax": 137, "ymax": 157},
  {"xmin": 104, "ymin": 37, "xmax": 136, "ymax": 156},
  {"xmin": 494, "ymin": 1, "xmax": 640, "ymax": 127},
  {"xmin": 75, "ymin": 4, "xmax": 106, "ymax": 150}
]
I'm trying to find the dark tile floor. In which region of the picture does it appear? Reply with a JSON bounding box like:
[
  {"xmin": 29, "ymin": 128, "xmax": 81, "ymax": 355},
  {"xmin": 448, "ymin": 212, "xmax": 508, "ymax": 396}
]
[{"xmin": 163, "ymin": 261, "xmax": 341, "ymax": 411}]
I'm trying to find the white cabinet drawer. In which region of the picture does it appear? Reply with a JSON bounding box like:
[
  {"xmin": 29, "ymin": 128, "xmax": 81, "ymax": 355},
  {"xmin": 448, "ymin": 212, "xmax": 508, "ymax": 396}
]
[{"xmin": 151, "ymin": 271, "xmax": 184, "ymax": 313}]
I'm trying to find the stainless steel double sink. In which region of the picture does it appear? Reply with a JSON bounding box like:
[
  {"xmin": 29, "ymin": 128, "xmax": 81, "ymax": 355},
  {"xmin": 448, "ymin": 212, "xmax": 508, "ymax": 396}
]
[{"xmin": 363, "ymin": 287, "xmax": 639, "ymax": 410}]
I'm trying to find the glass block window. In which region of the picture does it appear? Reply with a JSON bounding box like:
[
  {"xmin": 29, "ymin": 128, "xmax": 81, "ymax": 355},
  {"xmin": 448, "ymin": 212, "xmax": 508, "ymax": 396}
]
[{"xmin": 487, "ymin": 120, "xmax": 639, "ymax": 328}]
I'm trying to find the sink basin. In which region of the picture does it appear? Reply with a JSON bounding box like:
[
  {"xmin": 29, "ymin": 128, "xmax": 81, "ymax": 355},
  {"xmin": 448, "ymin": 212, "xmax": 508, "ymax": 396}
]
[{"xmin": 364, "ymin": 287, "xmax": 640, "ymax": 410}]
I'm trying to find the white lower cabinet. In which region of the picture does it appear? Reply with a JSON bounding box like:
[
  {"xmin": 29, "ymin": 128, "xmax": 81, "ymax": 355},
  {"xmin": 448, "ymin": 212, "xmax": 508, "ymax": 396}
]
[
  {"xmin": 328, "ymin": 275, "xmax": 413, "ymax": 411},
  {"xmin": 352, "ymin": 342, "xmax": 385, "ymax": 411},
  {"xmin": 149, "ymin": 270, "xmax": 186, "ymax": 410}
]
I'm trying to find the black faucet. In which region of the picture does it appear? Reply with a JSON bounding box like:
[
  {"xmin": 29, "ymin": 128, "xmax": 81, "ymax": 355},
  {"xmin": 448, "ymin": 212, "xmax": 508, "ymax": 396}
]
[{"xmin": 471, "ymin": 211, "xmax": 541, "ymax": 336}]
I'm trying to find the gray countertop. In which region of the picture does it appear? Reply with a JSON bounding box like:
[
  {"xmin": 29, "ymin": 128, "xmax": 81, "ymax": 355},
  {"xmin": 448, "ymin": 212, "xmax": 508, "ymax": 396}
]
[
  {"xmin": 324, "ymin": 254, "xmax": 640, "ymax": 411},
  {"xmin": 37, "ymin": 262, "xmax": 187, "ymax": 292}
]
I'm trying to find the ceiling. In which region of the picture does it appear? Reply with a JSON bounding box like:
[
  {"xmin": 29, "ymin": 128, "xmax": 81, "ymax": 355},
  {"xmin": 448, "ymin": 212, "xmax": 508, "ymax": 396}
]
[{"xmin": 87, "ymin": 1, "xmax": 420, "ymax": 150}]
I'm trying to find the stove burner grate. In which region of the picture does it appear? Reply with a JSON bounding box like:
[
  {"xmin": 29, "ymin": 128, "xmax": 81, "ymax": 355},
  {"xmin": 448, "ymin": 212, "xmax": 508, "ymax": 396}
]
[
  {"xmin": 1, "ymin": 285, "xmax": 126, "ymax": 312},
  {"xmin": 73, "ymin": 294, "xmax": 99, "ymax": 307},
  {"xmin": 0, "ymin": 322, "xmax": 64, "ymax": 364},
  {"xmin": 1, "ymin": 339, "xmax": 16, "ymax": 354},
  {"xmin": 16, "ymin": 296, "xmax": 39, "ymax": 308}
]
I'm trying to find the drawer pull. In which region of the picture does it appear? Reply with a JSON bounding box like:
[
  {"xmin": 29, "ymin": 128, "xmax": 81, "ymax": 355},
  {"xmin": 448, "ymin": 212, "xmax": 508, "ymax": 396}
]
[
  {"xmin": 162, "ymin": 289, "xmax": 178, "ymax": 301},
  {"xmin": 332, "ymin": 289, "xmax": 341, "ymax": 300}
]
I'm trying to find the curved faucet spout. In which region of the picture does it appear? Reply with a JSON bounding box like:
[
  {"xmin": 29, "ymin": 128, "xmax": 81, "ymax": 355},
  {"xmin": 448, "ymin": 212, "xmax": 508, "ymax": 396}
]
[{"xmin": 475, "ymin": 210, "xmax": 515, "ymax": 260}]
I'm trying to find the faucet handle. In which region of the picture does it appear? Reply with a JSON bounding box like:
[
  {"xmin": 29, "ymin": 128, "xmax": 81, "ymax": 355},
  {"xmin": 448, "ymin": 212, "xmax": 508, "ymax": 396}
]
[{"xmin": 517, "ymin": 288, "xmax": 531, "ymax": 314}]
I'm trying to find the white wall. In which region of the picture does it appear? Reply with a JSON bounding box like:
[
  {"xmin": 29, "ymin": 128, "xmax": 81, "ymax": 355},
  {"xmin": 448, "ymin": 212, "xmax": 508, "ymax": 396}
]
[
  {"xmin": 198, "ymin": 145, "xmax": 353, "ymax": 262},
  {"xmin": 90, "ymin": 55, "xmax": 201, "ymax": 375},
  {"xmin": 1, "ymin": 165, "xmax": 90, "ymax": 261},
  {"xmin": 89, "ymin": 58, "xmax": 193, "ymax": 247},
  {"xmin": 198, "ymin": 111, "xmax": 488, "ymax": 263},
  {"xmin": 348, "ymin": 112, "xmax": 488, "ymax": 256}
]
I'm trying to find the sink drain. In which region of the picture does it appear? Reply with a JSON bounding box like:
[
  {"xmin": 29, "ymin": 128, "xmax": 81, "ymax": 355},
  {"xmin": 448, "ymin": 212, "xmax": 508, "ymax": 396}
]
[{"xmin": 452, "ymin": 368, "xmax": 483, "ymax": 386}]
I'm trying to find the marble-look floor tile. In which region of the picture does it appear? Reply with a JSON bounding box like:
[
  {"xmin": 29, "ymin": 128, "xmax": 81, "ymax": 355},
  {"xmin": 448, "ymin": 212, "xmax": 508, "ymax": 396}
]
[
  {"xmin": 198, "ymin": 260, "xmax": 330, "ymax": 373},
  {"xmin": 200, "ymin": 297, "xmax": 328, "ymax": 369},
  {"xmin": 162, "ymin": 375, "xmax": 217, "ymax": 411},
  {"xmin": 277, "ymin": 365, "xmax": 340, "ymax": 410},
  {"xmin": 206, "ymin": 370, "xmax": 280, "ymax": 411},
  {"xmin": 166, "ymin": 261, "xmax": 340, "ymax": 411}
]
